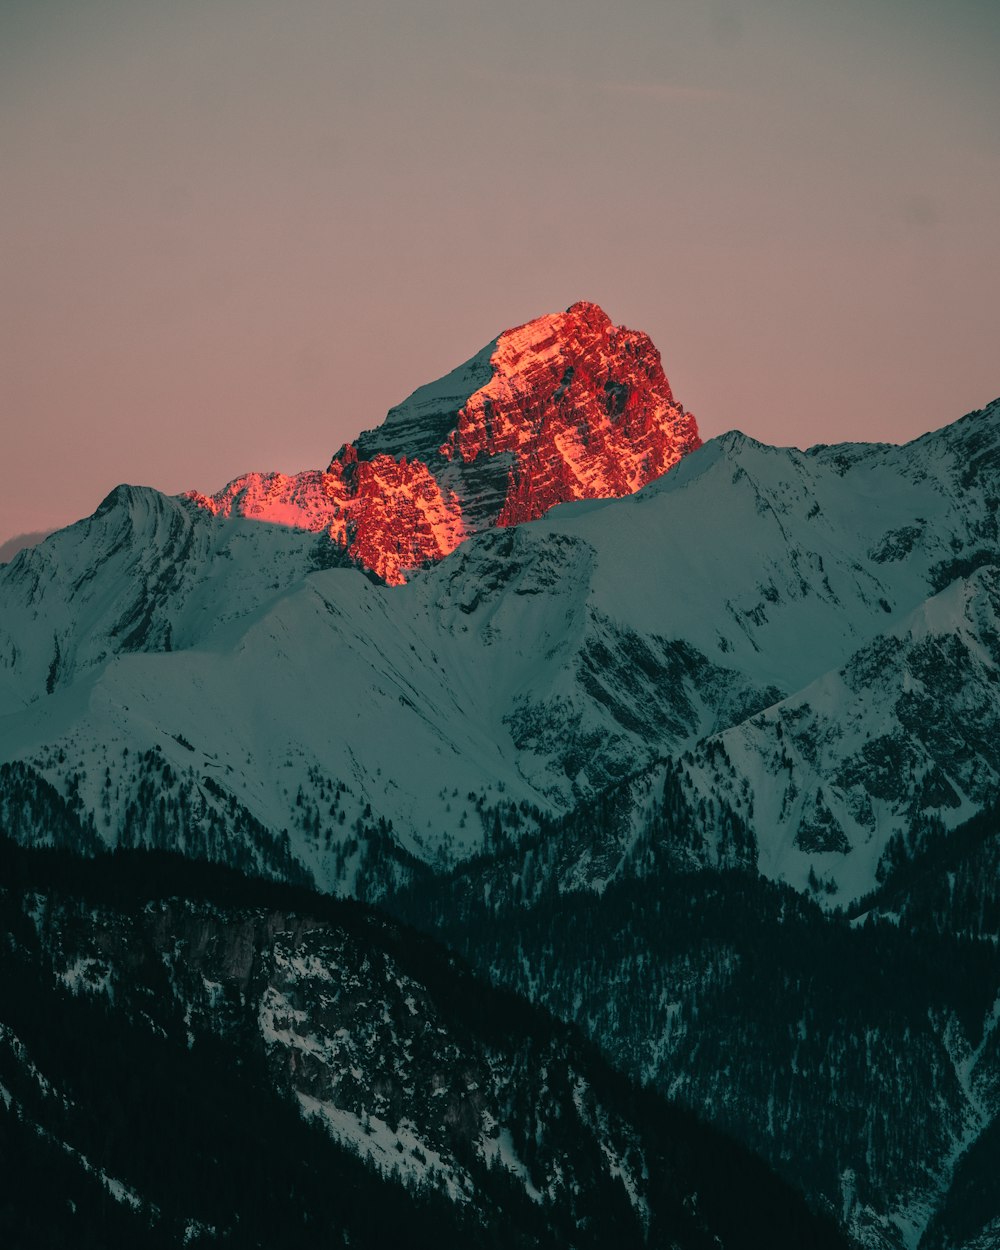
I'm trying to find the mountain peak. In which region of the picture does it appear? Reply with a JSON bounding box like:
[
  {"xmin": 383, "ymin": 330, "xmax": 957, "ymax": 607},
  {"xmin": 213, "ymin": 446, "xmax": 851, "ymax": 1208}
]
[
  {"xmin": 189, "ymin": 304, "xmax": 700, "ymax": 583},
  {"xmin": 484, "ymin": 300, "xmax": 617, "ymax": 372}
]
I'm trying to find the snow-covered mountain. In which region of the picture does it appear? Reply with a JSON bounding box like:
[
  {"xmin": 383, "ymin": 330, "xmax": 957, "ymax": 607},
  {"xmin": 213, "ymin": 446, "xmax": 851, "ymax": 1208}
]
[
  {"xmin": 667, "ymin": 563, "xmax": 1000, "ymax": 900},
  {"xmin": 0, "ymin": 321, "xmax": 997, "ymax": 904}
]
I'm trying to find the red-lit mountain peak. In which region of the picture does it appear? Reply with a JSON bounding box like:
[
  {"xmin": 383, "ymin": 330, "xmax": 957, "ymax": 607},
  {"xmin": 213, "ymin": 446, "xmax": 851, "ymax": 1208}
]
[
  {"xmin": 441, "ymin": 300, "xmax": 697, "ymax": 525},
  {"xmin": 189, "ymin": 303, "xmax": 700, "ymax": 583}
]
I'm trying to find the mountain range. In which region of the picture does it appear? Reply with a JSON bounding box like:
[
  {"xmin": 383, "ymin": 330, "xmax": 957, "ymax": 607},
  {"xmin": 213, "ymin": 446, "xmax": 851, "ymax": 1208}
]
[{"xmin": 1, "ymin": 302, "xmax": 998, "ymax": 1249}]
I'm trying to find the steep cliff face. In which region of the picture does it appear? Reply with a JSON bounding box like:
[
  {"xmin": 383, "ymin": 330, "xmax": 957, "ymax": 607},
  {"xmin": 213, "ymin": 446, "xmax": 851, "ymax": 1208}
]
[
  {"xmin": 439, "ymin": 301, "xmax": 699, "ymax": 525},
  {"xmin": 188, "ymin": 302, "xmax": 700, "ymax": 584},
  {"xmin": 191, "ymin": 454, "xmax": 466, "ymax": 587}
]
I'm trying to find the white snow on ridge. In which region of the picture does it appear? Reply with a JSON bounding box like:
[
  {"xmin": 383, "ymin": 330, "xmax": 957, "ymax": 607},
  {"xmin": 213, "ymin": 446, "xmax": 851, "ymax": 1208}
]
[{"xmin": 297, "ymin": 1095, "xmax": 473, "ymax": 1203}]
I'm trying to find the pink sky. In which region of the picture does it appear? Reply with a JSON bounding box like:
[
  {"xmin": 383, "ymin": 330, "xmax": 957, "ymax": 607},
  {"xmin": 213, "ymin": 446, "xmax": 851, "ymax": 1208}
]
[{"xmin": 3, "ymin": 0, "xmax": 999, "ymax": 543}]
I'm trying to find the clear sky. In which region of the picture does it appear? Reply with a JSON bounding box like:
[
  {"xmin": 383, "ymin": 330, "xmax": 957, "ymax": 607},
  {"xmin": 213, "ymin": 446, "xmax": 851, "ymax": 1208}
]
[{"xmin": 3, "ymin": 0, "xmax": 999, "ymax": 542}]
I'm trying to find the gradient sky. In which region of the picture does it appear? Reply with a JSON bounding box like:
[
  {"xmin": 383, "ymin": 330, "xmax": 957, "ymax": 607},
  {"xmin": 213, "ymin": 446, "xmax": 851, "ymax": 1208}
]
[{"xmin": 3, "ymin": 0, "xmax": 999, "ymax": 543}]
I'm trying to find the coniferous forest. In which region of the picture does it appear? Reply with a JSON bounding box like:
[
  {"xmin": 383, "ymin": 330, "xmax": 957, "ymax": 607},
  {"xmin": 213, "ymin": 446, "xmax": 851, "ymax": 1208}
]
[{"xmin": 0, "ymin": 835, "xmax": 850, "ymax": 1250}]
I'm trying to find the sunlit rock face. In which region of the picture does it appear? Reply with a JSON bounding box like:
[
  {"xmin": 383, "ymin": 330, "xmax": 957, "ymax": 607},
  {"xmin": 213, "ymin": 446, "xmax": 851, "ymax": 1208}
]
[
  {"xmin": 190, "ymin": 454, "xmax": 466, "ymax": 586},
  {"xmin": 441, "ymin": 301, "xmax": 700, "ymax": 525},
  {"xmin": 188, "ymin": 301, "xmax": 700, "ymax": 583}
]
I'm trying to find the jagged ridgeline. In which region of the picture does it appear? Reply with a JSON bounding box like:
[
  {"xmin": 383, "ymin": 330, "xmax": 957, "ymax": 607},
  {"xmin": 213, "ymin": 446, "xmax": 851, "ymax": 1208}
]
[
  {"xmin": 0, "ymin": 838, "xmax": 848, "ymax": 1250},
  {"xmin": 1, "ymin": 375, "xmax": 998, "ymax": 908},
  {"xmin": 1, "ymin": 302, "xmax": 999, "ymax": 1249}
]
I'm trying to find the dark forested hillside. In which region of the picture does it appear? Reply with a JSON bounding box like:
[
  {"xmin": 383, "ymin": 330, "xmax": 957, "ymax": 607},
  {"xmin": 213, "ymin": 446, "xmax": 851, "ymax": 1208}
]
[
  {"xmin": 386, "ymin": 803, "xmax": 1000, "ymax": 1250},
  {"xmin": 0, "ymin": 838, "xmax": 848, "ymax": 1250}
]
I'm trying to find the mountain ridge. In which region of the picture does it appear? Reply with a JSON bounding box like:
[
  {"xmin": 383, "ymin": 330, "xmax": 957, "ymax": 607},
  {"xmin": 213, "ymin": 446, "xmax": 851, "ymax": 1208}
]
[{"xmin": 1, "ymin": 397, "xmax": 998, "ymax": 906}]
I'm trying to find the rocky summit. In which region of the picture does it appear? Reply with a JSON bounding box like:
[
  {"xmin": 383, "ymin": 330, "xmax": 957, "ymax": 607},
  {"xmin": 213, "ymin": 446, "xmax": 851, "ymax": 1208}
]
[{"xmin": 187, "ymin": 301, "xmax": 700, "ymax": 584}]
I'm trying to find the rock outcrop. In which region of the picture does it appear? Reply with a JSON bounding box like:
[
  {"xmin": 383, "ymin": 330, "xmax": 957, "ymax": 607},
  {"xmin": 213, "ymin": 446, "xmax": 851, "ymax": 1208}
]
[{"xmin": 189, "ymin": 302, "xmax": 700, "ymax": 583}]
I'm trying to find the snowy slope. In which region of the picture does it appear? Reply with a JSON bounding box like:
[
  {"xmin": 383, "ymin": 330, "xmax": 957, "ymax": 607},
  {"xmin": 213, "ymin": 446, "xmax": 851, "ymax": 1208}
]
[
  {"xmin": 0, "ymin": 484, "xmax": 329, "ymax": 710},
  {"xmin": 538, "ymin": 402, "xmax": 999, "ymax": 691},
  {"xmin": 0, "ymin": 521, "xmax": 771, "ymax": 891},
  {"xmin": 654, "ymin": 564, "xmax": 1000, "ymax": 903}
]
